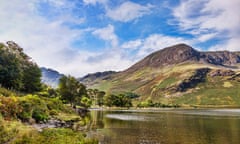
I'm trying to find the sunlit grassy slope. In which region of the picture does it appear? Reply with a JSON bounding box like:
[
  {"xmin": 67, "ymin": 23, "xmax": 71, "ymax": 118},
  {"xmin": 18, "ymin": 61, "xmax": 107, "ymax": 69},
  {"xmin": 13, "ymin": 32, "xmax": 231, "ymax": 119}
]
[{"xmin": 90, "ymin": 62, "xmax": 240, "ymax": 107}]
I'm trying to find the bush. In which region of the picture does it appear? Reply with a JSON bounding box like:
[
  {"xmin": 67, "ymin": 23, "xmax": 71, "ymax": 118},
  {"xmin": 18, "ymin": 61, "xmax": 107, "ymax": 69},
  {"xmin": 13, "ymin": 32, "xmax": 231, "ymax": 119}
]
[
  {"xmin": 0, "ymin": 87, "xmax": 15, "ymax": 97},
  {"xmin": 0, "ymin": 96, "xmax": 20, "ymax": 120},
  {"xmin": 46, "ymin": 98, "xmax": 67, "ymax": 112},
  {"xmin": 0, "ymin": 119, "xmax": 19, "ymax": 144},
  {"xmin": 104, "ymin": 93, "xmax": 132, "ymax": 107},
  {"xmin": 32, "ymin": 109, "xmax": 48, "ymax": 122},
  {"xmin": 17, "ymin": 100, "xmax": 32, "ymax": 121}
]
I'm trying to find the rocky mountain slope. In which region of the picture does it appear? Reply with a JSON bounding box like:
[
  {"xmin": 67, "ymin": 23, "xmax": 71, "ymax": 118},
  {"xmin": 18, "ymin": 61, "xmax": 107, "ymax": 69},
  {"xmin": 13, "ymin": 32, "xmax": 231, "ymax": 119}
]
[
  {"xmin": 79, "ymin": 71, "xmax": 116, "ymax": 86},
  {"xmin": 124, "ymin": 44, "xmax": 240, "ymax": 73},
  {"xmin": 41, "ymin": 67, "xmax": 64, "ymax": 88},
  {"xmin": 81, "ymin": 44, "xmax": 240, "ymax": 106}
]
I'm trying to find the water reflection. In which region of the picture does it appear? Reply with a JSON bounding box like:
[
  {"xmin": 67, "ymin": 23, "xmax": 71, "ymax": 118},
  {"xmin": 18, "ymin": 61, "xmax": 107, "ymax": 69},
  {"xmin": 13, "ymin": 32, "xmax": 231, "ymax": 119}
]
[{"xmin": 89, "ymin": 109, "xmax": 240, "ymax": 144}]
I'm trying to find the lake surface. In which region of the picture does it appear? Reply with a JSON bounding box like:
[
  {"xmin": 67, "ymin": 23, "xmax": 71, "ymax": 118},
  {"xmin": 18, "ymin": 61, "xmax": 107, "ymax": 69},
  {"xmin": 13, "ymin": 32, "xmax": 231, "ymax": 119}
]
[{"xmin": 88, "ymin": 109, "xmax": 240, "ymax": 144}]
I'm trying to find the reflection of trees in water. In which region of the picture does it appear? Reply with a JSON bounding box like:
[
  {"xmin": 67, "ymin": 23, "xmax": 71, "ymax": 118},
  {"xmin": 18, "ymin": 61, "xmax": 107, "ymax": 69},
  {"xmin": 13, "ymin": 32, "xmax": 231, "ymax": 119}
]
[
  {"xmin": 90, "ymin": 111, "xmax": 240, "ymax": 144},
  {"xmin": 89, "ymin": 110, "xmax": 105, "ymax": 130}
]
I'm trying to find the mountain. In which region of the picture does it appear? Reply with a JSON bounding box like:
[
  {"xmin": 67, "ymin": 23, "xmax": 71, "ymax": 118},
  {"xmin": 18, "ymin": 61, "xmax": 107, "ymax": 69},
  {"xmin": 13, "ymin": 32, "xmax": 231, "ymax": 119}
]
[
  {"xmin": 81, "ymin": 44, "xmax": 240, "ymax": 107},
  {"xmin": 41, "ymin": 67, "xmax": 64, "ymax": 88},
  {"xmin": 79, "ymin": 71, "xmax": 116, "ymax": 86},
  {"xmin": 125, "ymin": 44, "xmax": 240, "ymax": 73}
]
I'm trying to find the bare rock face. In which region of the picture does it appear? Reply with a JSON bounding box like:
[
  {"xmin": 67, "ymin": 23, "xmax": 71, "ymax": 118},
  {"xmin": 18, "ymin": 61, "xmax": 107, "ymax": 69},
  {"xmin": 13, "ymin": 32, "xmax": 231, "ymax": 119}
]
[
  {"xmin": 209, "ymin": 69, "xmax": 235, "ymax": 77},
  {"xmin": 202, "ymin": 51, "xmax": 240, "ymax": 66},
  {"xmin": 177, "ymin": 68, "xmax": 210, "ymax": 92}
]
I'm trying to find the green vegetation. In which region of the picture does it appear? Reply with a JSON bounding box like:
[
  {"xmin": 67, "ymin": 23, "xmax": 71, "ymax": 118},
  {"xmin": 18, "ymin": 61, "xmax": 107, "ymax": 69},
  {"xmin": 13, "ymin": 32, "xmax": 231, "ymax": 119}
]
[
  {"xmin": 0, "ymin": 42, "xmax": 98, "ymax": 143},
  {"xmin": 173, "ymin": 78, "xmax": 240, "ymax": 106},
  {"xmin": 104, "ymin": 93, "xmax": 132, "ymax": 107},
  {"xmin": 157, "ymin": 77, "xmax": 177, "ymax": 89},
  {"xmin": 58, "ymin": 75, "xmax": 88, "ymax": 108},
  {"xmin": 0, "ymin": 117, "xmax": 97, "ymax": 144},
  {"xmin": 0, "ymin": 42, "xmax": 42, "ymax": 93},
  {"xmin": 87, "ymin": 89, "xmax": 105, "ymax": 106},
  {"xmin": 137, "ymin": 99, "xmax": 180, "ymax": 108}
]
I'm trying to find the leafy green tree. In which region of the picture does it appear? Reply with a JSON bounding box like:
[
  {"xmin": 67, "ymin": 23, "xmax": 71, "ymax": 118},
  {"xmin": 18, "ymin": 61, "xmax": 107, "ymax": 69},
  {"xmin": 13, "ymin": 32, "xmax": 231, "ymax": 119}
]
[
  {"xmin": 104, "ymin": 93, "xmax": 132, "ymax": 107},
  {"xmin": 87, "ymin": 89, "xmax": 105, "ymax": 106},
  {"xmin": 22, "ymin": 63, "xmax": 42, "ymax": 93},
  {"xmin": 80, "ymin": 96, "xmax": 92, "ymax": 108},
  {"xmin": 0, "ymin": 41, "xmax": 42, "ymax": 93},
  {"xmin": 58, "ymin": 75, "xmax": 87, "ymax": 107},
  {"xmin": 0, "ymin": 49, "xmax": 23, "ymax": 90},
  {"xmin": 96, "ymin": 91, "xmax": 105, "ymax": 106}
]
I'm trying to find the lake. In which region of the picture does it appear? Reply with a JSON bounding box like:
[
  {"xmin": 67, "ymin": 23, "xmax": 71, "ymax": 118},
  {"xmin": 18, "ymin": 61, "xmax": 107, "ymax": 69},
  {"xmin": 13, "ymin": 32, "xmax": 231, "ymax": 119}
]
[{"xmin": 87, "ymin": 109, "xmax": 240, "ymax": 144}]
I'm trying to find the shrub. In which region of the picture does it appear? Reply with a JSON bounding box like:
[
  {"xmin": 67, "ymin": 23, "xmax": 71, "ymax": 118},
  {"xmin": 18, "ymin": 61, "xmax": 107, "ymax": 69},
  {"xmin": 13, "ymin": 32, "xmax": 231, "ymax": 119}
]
[
  {"xmin": 18, "ymin": 95, "xmax": 50, "ymax": 122},
  {"xmin": 0, "ymin": 87, "xmax": 15, "ymax": 97},
  {"xmin": 0, "ymin": 96, "xmax": 20, "ymax": 120},
  {"xmin": 17, "ymin": 100, "xmax": 32, "ymax": 121},
  {"xmin": 32, "ymin": 108, "xmax": 48, "ymax": 122}
]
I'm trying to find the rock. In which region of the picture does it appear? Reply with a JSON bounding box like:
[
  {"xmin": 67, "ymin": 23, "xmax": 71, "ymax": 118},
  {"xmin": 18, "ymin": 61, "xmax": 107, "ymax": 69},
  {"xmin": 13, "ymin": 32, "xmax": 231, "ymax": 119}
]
[
  {"xmin": 177, "ymin": 68, "xmax": 210, "ymax": 92},
  {"xmin": 209, "ymin": 69, "xmax": 235, "ymax": 77}
]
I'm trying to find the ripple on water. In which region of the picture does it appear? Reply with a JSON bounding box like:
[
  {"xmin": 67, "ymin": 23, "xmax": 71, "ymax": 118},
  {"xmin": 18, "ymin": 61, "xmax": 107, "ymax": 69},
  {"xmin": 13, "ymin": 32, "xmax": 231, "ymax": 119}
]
[{"xmin": 106, "ymin": 114, "xmax": 148, "ymax": 121}]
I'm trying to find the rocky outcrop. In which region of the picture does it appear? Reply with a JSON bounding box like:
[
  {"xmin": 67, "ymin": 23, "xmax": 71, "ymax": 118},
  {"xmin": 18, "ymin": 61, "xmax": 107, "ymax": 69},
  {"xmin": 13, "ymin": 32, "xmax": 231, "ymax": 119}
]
[
  {"xmin": 176, "ymin": 68, "xmax": 210, "ymax": 92},
  {"xmin": 208, "ymin": 69, "xmax": 235, "ymax": 77}
]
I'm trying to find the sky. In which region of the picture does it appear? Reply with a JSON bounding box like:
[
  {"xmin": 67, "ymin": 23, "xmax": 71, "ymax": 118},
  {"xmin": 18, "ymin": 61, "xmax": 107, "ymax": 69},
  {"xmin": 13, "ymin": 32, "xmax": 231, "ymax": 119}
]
[{"xmin": 0, "ymin": 0, "xmax": 239, "ymax": 77}]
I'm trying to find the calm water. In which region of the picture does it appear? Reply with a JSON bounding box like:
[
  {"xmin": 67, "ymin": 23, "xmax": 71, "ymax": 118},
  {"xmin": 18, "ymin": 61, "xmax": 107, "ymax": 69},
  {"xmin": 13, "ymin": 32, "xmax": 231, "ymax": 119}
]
[{"xmin": 88, "ymin": 109, "xmax": 240, "ymax": 144}]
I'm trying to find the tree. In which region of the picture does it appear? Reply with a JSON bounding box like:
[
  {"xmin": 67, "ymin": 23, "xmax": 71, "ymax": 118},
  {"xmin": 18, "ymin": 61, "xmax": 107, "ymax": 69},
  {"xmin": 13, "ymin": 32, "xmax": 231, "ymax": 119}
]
[
  {"xmin": 87, "ymin": 89, "xmax": 105, "ymax": 106},
  {"xmin": 58, "ymin": 75, "xmax": 87, "ymax": 107},
  {"xmin": 0, "ymin": 42, "xmax": 42, "ymax": 93},
  {"xmin": 104, "ymin": 93, "xmax": 132, "ymax": 107},
  {"xmin": 22, "ymin": 63, "xmax": 42, "ymax": 93},
  {"xmin": 96, "ymin": 91, "xmax": 105, "ymax": 106},
  {"xmin": 0, "ymin": 49, "xmax": 23, "ymax": 90}
]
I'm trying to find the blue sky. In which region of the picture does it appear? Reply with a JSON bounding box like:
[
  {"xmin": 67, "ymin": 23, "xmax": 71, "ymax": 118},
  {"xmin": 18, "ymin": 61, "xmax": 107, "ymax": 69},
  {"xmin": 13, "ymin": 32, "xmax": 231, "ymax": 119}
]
[{"xmin": 0, "ymin": 0, "xmax": 239, "ymax": 76}]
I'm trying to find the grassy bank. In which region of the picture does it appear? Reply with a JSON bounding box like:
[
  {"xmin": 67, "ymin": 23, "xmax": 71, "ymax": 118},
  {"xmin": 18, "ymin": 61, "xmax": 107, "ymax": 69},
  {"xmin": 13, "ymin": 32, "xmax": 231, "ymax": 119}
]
[{"xmin": 0, "ymin": 88, "xmax": 97, "ymax": 144}]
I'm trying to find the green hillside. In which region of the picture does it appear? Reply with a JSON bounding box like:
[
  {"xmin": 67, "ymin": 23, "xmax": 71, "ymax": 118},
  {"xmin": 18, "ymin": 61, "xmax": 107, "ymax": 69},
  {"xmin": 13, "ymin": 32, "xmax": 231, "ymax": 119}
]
[{"xmin": 82, "ymin": 44, "xmax": 240, "ymax": 107}]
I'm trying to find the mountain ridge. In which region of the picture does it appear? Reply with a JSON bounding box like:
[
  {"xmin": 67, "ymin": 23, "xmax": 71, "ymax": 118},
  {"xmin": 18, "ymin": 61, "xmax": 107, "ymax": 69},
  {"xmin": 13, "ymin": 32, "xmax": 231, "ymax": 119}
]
[
  {"xmin": 41, "ymin": 67, "xmax": 64, "ymax": 88},
  {"xmin": 80, "ymin": 43, "xmax": 240, "ymax": 106},
  {"xmin": 124, "ymin": 43, "xmax": 240, "ymax": 73}
]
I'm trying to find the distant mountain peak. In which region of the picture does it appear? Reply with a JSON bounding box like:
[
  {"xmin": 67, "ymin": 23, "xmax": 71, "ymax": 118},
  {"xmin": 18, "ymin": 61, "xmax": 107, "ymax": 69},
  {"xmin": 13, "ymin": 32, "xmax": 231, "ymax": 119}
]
[
  {"xmin": 125, "ymin": 43, "xmax": 199, "ymax": 73},
  {"xmin": 79, "ymin": 71, "xmax": 117, "ymax": 86},
  {"xmin": 125, "ymin": 43, "xmax": 240, "ymax": 73},
  {"xmin": 41, "ymin": 67, "xmax": 64, "ymax": 88}
]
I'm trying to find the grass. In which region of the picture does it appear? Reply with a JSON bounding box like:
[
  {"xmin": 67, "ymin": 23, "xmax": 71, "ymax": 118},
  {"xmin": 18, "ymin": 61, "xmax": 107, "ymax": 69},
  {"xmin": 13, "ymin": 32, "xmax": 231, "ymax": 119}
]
[
  {"xmin": 88, "ymin": 62, "xmax": 240, "ymax": 107},
  {"xmin": 156, "ymin": 77, "xmax": 177, "ymax": 89},
  {"xmin": 0, "ymin": 107, "xmax": 97, "ymax": 144},
  {"xmin": 0, "ymin": 87, "xmax": 98, "ymax": 144},
  {"xmin": 173, "ymin": 77, "xmax": 240, "ymax": 106},
  {"xmin": 54, "ymin": 112, "xmax": 81, "ymax": 122}
]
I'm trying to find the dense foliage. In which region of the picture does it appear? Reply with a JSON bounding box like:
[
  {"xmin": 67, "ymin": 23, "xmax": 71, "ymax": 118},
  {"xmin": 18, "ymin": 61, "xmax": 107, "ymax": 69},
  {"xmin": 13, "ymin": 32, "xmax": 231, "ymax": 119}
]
[
  {"xmin": 58, "ymin": 75, "xmax": 89, "ymax": 108},
  {"xmin": 104, "ymin": 93, "xmax": 132, "ymax": 107},
  {"xmin": 87, "ymin": 89, "xmax": 105, "ymax": 106},
  {"xmin": 0, "ymin": 42, "xmax": 42, "ymax": 92},
  {"xmin": 0, "ymin": 93, "xmax": 69, "ymax": 122}
]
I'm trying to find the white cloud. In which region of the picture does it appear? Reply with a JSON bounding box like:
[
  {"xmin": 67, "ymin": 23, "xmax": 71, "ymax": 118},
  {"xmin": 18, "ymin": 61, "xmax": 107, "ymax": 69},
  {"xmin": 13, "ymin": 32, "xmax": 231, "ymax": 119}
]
[
  {"xmin": 198, "ymin": 33, "xmax": 217, "ymax": 42},
  {"xmin": 0, "ymin": 0, "xmax": 132, "ymax": 77},
  {"xmin": 106, "ymin": 1, "xmax": 153, "ymax": 22},
  {"xmin": 92, "ymin": 25, "xmax": 118, "ymax": 47},
  {"xmin": 83, "ymin": 0, "xmax": 108, "ymax": 5},
  {"xmin": 209, "ymin": 37, "xmax": 240, "ymax": 51},
  {"xmin": 138, "ymin": 34, "xmax": 190, "ymax": 57},
  {"xmin": 172, "ymin": 0, "xmax": 240, "ymax": 51},
  {"xmin": 121, "ymin": 39, "xmax": 142, "ymax": 49},
  {"xmin": 63, "ymin": 50, "xmax": 133, "ymax": 76},
  {"xmin": 122, "ymin": 34, "xmax": 190, "ymax": 58}
]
